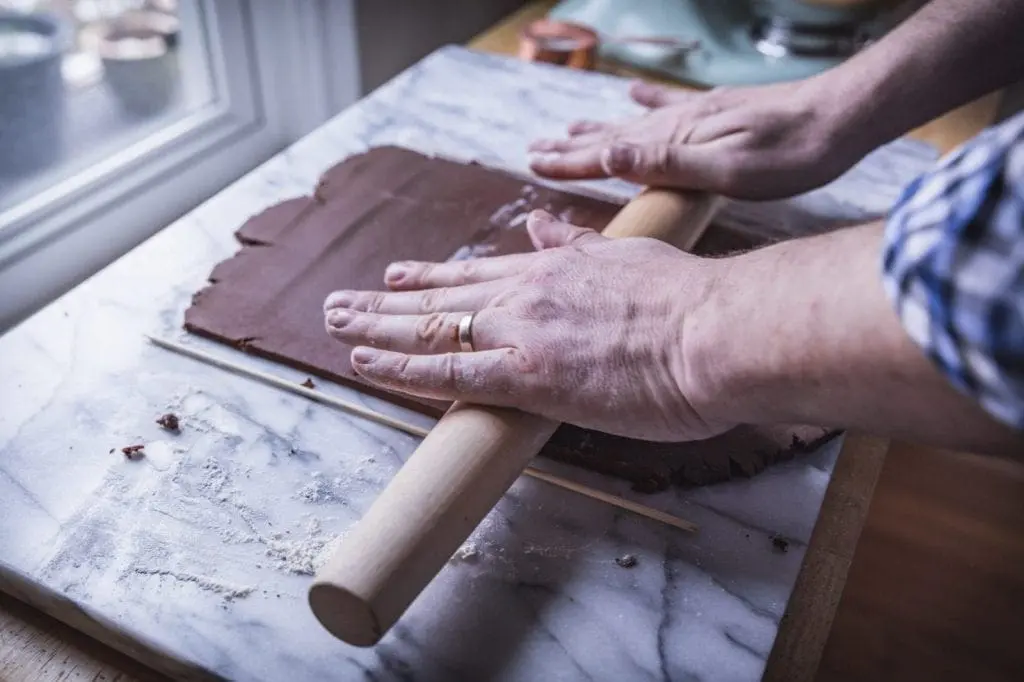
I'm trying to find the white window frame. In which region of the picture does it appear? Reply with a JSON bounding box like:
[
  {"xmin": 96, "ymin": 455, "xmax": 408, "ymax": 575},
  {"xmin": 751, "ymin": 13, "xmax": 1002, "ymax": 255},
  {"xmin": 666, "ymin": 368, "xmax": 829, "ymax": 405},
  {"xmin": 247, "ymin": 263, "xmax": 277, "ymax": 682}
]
[{"xmin": 0, "ymin": 0, "xmax": 360, "ymax": 331}]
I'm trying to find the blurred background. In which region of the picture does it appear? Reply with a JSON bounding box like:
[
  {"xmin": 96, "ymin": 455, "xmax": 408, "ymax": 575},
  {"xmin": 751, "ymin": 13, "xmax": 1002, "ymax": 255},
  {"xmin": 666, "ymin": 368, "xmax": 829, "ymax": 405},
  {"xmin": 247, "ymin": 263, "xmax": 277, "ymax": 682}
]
[
  {"xmin": 0, "ymin": 0, "xmax": 1020, "ymax": 329},
  {"xmin": 1, "ymin": 0, "xmax": 197, "ymax": 207},
  {"xmin": 0, "ymin": 0, "xmax": 523, "ymax": 328}
]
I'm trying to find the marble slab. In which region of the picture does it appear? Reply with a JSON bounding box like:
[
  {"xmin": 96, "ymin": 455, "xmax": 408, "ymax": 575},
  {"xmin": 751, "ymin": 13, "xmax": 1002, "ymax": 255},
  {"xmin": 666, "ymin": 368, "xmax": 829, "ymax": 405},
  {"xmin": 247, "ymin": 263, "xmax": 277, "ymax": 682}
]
[{"xmin": 0, "ymin": 47, "xmax": 937, "ymax": 681}]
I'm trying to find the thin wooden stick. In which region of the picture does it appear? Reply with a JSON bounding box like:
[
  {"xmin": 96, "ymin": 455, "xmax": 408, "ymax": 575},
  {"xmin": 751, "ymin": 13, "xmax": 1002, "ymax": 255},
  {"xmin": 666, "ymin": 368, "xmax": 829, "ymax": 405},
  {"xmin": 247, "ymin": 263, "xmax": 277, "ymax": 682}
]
[
  {"xmin": 523, "ymin": 468, "xmax": 698, "ymax": 533},
  {"xmin": 147, "ymin": 335, "xmax": 431, "ymax": 437},
  {"xmin": 147, "ymin": 335, "xmax": 698, "ymax": 533}
]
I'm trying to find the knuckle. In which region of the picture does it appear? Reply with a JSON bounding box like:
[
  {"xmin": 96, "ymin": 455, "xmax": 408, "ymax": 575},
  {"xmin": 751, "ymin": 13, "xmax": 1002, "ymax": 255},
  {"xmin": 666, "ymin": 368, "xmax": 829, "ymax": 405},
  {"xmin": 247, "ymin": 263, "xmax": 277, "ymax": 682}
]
[
  {"xmin": 510, "ymin": 348, "xmax": 541, "ymax": 377},
  {"xmin": 403, "ymin": 263, "xmax": 429, "ymax": 287},
  {"xmin": 414, "ymin": 312, "xmax": 450, "ymax": 350},
  {"xmin": 441, "ymin": 352, "xmax": 460, "ymax": 389},
  {"xmin": 490, "ymin": 288, "xmax": 517, "ymax": 308},
  {"xmin": 360, "ymin": 292, "xmax": 385, "ymax": 313},
  {"xmin": 567, "ymin": 243, "xmax": 590, "ymax": 259},
  {"xmin": 565, "ymin": 227, "xmax": 595, "ymax": 246},
  {"xmin": 418, "ymin": 288, "xmax": 444, "ymax": 313},
  {"xmin": 521, "ymin": 291, "xmax": 561, "ymax": 322},
  {"xmin": 395, "ymin": 354, "xmax": 412, "ymax": 379},
  {"xmin": 457, "ymin": 260, "xmax": 476, "ymax": 282},
  {"xmin": 647, "ymin": 143, "xmax": 673, "ymax": 175},
  {"xmin": 522, "ymin": 260, "xmax": 560, "ymax": 286},
  {"xmin": 363, "ymin": 321, "xmax": 387, "ymax": 347}
]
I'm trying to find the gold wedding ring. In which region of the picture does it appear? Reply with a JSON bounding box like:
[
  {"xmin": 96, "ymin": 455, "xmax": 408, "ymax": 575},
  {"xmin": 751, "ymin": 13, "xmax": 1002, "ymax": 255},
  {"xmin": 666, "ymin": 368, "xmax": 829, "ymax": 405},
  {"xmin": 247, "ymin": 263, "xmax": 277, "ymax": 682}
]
[{"xmin": 458, "ymin": 313, "xmax": 475, "ymax": 353}]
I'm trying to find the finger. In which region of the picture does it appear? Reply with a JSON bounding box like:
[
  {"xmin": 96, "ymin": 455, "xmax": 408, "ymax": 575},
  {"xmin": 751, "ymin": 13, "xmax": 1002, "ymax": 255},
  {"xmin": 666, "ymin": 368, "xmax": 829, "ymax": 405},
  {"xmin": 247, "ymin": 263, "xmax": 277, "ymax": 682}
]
[
  {"xmin": 528, "ymin": 123, "xmax": 608, "ymax": 153},
  {"xmin": 350, "ymin": 346, "xmax": 527, "ymax": 405},
  {"xmin": 324, "ymin": 281, "xmax": 496, "ymax": 315},
  {"xmin": 528, "ymin": 138, "xmax": 576, "ymax": 153},
  {"xmin": 629, "ymin": 81, "xmax": 695, "ymax": 109},
  {"xmin": 528, "ymin": 138, "xmax": 570, "ymax": 153},
  {"xmin": 528, "ymin": 148, "xmax": 605, "ymax": 180},
  {"xmin": 384, "ymin": 252, "xmax": 537, "ymax": 290},
  {"xmin": 526, "ymin": 210, "xmax": 606, "ymax": 250},
  {"xmin": 567, "ymin": 119, "xmax": 607, "ymax": 136},
  {"xmin": 527, "ymin": 135, "xmax": 600, "ymax": 154},
  {"xmin": 598, "ymin": 141, "xmax": 732, "ymax": 191},
  {"xmin": 326, "ymin": 308, "xmax": 503, "ymax": 355}
]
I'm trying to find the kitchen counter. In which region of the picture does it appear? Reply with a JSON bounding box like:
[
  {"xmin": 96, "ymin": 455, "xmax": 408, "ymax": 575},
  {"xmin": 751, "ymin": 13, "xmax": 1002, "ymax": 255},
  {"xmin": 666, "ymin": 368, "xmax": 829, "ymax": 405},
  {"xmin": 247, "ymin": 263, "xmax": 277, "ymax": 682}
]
[{"xmin": 0, "ymin": 46, "xmax": 939, "ymax": 681}]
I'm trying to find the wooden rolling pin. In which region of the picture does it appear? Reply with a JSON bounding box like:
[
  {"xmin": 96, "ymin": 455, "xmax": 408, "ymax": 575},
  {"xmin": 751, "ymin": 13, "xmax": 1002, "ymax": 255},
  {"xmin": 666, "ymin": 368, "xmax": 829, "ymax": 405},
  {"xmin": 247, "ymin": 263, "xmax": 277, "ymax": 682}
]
[{"xmin": 309, "ymin": 188, "xmax": 723, "ymax": 646}]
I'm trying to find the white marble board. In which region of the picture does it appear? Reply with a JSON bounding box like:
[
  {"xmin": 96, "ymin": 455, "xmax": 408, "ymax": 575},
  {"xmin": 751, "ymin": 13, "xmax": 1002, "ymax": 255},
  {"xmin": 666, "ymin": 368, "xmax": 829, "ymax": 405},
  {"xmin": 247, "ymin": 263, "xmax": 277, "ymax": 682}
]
[{"xmin": 0, "ymin": 47, "xmax": 937, "ymax": 681}]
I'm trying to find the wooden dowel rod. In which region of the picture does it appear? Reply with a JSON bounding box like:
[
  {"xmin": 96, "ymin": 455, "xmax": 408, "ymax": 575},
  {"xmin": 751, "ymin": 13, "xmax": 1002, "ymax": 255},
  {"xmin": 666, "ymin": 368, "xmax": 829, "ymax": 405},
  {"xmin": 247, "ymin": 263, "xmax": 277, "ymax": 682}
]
[
  {"xmin": 523, "ymin": 468, "xmax": 698, "ymax": 533},
  {"xmin": 146, "ymin": 335, "xmax": 698, "ymax": 533},
  {"xmin": 146, "ymin": 335, "xmax": 429, "ymax": 437}
]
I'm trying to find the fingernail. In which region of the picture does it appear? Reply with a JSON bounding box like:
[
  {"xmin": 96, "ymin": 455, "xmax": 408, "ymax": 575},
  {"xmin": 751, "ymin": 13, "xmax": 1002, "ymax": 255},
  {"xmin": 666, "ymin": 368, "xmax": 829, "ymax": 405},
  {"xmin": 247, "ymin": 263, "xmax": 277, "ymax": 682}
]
[
  {"xmin": 352, "ymin": 347, "xmax": 377, "ymax": 365},
  {"xmin": 529, "ymin": 209, "xmax": 554, "ymax": 223},
  {"xmin": 602, "ymin": 145, "xmax": 639, "ymax": 175},
  {"xmin": 324, "ymin": 291, "xmax": 352, "ymax": 310},
  {"xmin": 326, "ymin": 309, "xmax": 351, "ymax": 328},
  {"xmin": 385, "ymin": 263, "xmax": 408, "ymax": 284}
]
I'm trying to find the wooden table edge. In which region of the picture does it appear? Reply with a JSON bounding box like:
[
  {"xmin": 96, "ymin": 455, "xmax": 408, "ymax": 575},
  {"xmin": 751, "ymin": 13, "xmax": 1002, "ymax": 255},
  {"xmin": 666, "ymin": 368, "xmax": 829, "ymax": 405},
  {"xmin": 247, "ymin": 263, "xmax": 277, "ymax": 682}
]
[
  {"xmin": 763, "ymin": 432, "xmax": 890, "ymax": 682},
  {"xmin": 0, "ymin": 566, "xmax": 186, "ymax": 681}
]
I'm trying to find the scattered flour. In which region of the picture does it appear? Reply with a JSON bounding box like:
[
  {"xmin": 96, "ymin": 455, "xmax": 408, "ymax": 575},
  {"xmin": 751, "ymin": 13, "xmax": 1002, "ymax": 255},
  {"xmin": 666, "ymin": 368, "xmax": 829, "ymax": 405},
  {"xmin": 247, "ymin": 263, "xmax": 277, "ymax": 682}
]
[
  {"xmin": 489, "ymin": 197, "xmax": 530, "ymax": 227},
  {"xmin": 132, "ymin": 567, "xmax": 254, "ymax": 600},
  {"xmin": 263, "ymin": 517, "xmax": 342, "ymax": 576},
  {"xmin": 449, "ymin": 243, "xmax": 498, "ymax": 261},
  {"xmin": 296, "ymin": 473, "xmax": 340, "ymax": 504},
  {"xmin": 197, "ymin": 456, "xmax": 230, "ymax": 499},
  {"xmin": 452, "ymin": 543, "xmax": 480, "ymax": 563}
]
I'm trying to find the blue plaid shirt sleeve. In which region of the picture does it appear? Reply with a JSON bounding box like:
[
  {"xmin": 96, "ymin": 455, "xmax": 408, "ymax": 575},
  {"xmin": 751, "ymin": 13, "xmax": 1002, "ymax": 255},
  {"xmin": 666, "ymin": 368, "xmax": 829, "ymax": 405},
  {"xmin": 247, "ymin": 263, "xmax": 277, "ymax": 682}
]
[{"xmin": 882, "ymin": 110, "xmax": 1024, "ymax": 430}]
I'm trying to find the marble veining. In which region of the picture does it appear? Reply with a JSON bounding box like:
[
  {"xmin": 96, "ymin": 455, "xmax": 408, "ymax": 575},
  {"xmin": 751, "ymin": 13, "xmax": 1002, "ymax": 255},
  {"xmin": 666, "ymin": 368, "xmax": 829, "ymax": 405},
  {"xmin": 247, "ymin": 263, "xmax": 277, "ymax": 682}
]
[{"xmin": 0, "ymin": 47, "xmax": 938, "ymax": 681}]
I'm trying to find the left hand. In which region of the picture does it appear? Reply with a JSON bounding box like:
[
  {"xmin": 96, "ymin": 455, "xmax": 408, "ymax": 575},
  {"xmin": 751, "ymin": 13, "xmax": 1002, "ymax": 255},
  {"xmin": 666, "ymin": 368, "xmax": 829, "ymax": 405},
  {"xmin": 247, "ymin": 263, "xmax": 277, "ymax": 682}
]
[
  {"xmin": 322, "ymin": 210, "xmax": 731, "ymax": 442},
  {"xmin": 528, "ymin": 79, "xmax": 859, "ymax": 201}
]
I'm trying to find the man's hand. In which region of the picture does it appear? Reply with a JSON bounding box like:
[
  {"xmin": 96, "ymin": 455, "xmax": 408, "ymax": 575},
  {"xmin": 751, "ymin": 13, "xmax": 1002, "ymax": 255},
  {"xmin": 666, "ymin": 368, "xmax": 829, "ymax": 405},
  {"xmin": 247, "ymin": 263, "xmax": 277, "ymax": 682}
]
[
  {"xmin": 528, "ymin": 80, "xmax": 861, "ymax": 200},
  {"xmin": 324, "ymin": 216, "xmax": 1021, "ymax": 455},
  {"xmin": 528, "ymin": 0, "xmax": 1024, "ymax": 202},
  {"xmin": 323, "ymin": 210, "xmax": 731, "ymax": 442}
]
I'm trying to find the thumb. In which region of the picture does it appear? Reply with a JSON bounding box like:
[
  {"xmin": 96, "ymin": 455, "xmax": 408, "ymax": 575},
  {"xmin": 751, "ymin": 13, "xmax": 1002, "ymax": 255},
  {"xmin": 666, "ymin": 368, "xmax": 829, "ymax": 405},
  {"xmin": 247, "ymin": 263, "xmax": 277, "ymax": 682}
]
[
  {"xmin": 600, "ymin": 142, "xmax": 729, "ymax": 191},
  {"xmin": 526, "ymin": 210, "xmax": 606, "ymax": 250}
]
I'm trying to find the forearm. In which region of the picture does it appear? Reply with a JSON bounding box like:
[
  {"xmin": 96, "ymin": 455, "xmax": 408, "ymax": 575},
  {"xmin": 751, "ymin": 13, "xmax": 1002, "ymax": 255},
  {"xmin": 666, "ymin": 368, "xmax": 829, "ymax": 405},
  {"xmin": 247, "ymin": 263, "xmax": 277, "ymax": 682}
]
[
  {"xmin": 815, "ymin": 0, "xmax": 1024, "ymax": 152},
  {"xmin": 687, "ymin": 223, "xmax": 1022, "ymax": 456}
]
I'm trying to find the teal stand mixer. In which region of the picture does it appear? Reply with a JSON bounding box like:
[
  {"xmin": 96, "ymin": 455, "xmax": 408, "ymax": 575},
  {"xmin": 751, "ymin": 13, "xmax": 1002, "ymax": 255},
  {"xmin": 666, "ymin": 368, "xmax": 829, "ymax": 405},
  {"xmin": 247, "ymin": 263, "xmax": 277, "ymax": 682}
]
[{"xmin": 546, "ymin": 0, "xmax": 911, "ymax": 86}]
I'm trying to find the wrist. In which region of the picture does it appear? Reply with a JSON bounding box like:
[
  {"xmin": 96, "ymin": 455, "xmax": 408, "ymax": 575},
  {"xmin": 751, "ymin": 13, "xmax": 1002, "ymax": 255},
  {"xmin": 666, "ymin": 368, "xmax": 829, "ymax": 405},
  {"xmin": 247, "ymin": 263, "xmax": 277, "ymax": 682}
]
[
  {"xmin": 681, "ymin": 224, "xmax": 891, "ymax": 432},
  {"xmin": 800, "ymin": 62, "xmax": 892, "ymax": 162},
  {"xmin": 679, "ymin": 253, "xmax": 789, "ymax": 429}
]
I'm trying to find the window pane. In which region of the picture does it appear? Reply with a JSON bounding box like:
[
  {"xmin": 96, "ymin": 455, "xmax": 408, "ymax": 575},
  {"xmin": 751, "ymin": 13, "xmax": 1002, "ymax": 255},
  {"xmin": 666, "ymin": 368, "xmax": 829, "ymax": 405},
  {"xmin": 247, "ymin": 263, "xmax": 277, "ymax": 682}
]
[{"xmin": 0, "ymin": 0, "xmax": 215, "ymax": 212}]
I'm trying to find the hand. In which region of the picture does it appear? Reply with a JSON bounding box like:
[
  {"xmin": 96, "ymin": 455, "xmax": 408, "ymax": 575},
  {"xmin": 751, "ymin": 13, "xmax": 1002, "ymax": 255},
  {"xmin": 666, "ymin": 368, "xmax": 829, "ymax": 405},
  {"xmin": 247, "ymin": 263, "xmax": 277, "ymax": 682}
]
[
  {"xmin": 322, "ymin": 211, "xmax": 732, "ymax": 442},
  {"xmin": 528, "ymin": 79, "xmax": 862, "ymax": 200}
]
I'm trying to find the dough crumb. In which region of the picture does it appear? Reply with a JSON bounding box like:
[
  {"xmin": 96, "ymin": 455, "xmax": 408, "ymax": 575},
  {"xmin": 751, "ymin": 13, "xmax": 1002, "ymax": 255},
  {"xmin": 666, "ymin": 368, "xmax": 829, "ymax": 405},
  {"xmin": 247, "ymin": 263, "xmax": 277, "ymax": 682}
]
[
  {"xmin": 771, "ymin": 535, "xmax": 790, "ymax": 553},
  {"xmin": 156, "ymin": 413, "xmax": 180, "ymax": 432},
  {"xmin": 122, "ymin": 444, "xmax": 145, "ymax": 461},
  {"xmin": 615, "ymin": 553, "xmax": 637, "ymax": 569}
]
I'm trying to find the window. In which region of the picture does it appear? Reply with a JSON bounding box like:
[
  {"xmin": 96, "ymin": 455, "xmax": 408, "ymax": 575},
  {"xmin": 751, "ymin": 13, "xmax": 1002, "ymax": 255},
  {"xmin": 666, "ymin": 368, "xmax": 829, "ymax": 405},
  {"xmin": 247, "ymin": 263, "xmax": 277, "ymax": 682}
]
[
  {"xmin": 0, "ymin": 0, "xmax": 215, "ymax": 211},
  {"xmin": 0, "ymin": 0, "xmax": 360, "ymax": 331}
]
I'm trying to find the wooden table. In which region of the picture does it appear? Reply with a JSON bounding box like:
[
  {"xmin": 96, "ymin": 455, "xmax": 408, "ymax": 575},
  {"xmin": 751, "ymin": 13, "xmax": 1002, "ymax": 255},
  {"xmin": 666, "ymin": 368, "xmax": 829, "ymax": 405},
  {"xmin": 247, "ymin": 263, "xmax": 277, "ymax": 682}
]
[{"xmin": 2, "ymin": 4, "xmax": 1017, "ymax": 681}]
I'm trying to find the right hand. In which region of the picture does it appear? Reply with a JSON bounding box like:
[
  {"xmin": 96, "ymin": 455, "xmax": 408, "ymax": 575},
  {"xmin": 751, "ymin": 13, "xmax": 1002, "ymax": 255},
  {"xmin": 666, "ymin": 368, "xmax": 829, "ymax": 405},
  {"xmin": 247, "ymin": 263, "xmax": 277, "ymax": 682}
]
[
  {"xmin": 324, "ymin": 212, "xmax": 732, "ymax": 443},
  {"xmin": 529, "ymin": 79, "xmax": 866, "ymax": 201}
]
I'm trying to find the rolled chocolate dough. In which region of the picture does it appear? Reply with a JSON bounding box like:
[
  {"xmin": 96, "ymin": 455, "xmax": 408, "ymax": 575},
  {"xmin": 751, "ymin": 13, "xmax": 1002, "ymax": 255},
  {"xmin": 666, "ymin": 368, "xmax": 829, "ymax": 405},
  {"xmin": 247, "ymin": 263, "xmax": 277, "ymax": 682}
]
[{"xmin": 186, "ymin": 146, "xmax": 836, "ymax": 491}]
